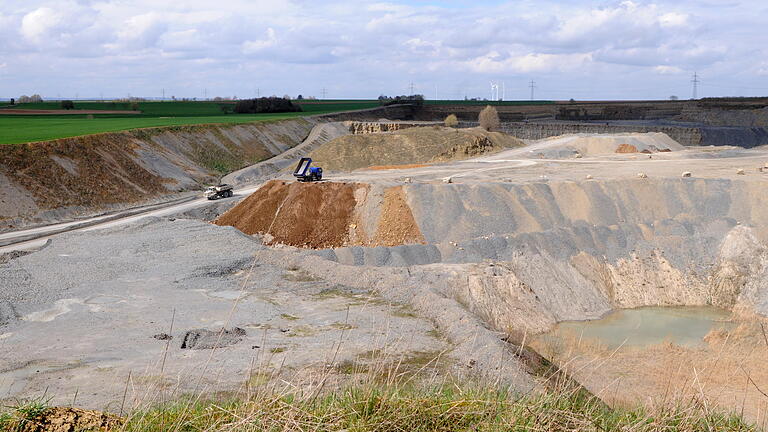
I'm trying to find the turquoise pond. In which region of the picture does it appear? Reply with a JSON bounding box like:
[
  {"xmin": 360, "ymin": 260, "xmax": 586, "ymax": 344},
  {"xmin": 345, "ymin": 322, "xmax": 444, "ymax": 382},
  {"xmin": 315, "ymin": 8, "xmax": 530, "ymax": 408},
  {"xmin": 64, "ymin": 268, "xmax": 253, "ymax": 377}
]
[{"xmin": 535, "ymin": 307, "xmax": 736, "ymax": 350}]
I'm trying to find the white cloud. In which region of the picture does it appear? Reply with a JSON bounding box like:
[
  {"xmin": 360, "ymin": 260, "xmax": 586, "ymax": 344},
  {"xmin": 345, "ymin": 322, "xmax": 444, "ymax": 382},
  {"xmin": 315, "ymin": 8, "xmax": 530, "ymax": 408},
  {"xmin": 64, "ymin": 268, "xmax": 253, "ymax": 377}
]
[
  {"xmin": 21, "ymin": 7, "xmax": 63, "ymax": 42},
  {"xmin": 0, "ymin": 0, "xmax": 765, "ymax": 99},
  {"xmin": 242, "ymin": 28, "xmax": 277, "ymax": 54},
  {"xmin": 654, "ymin": 65, "xmax": 683, "ymax": 74},
  {"xmin": 467, "ymin": 52, "xmax": 593, "ymax": 74}
]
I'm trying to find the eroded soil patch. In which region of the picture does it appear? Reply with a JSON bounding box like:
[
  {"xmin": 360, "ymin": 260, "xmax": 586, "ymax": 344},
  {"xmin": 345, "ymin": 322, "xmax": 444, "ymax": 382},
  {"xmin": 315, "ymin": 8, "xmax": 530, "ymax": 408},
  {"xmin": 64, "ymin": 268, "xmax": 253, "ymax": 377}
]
[{"xmin": 215, "ymin": 180, "xmax": 363, "ymax": 248}]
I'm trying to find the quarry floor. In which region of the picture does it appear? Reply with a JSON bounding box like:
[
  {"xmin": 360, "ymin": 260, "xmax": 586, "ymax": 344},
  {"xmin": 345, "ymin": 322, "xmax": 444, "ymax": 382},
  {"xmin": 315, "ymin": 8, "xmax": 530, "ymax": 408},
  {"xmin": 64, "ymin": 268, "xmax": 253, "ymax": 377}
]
[{"xmin": 3, "ymin": 129, "xmax": 768, "ymax": 424}]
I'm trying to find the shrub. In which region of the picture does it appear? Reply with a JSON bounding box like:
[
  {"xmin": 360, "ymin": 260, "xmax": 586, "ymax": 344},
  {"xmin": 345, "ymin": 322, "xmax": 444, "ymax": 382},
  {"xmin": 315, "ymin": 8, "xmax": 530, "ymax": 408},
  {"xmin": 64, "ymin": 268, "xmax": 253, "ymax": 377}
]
[
  {"xmin": 17, "ymin": 94, "xmax": 43, "ymax": 103},
  {"xmin": 61, "ymin": 100, "xmax": 75, "ymax": 110},
  {"xmin": 444, "ymin": 114, "xmax": 458, "ymax": 128},
  {"xmin": 234, "ymin": 97, "xmax": 302, "ymax": 114},
  {"xmin": 378, "ymin": 94, "xmax": 424, "ymax": 107},
  {"xmin": 479, "ymin": 105, "xmax": 500, "ymax": 131}
]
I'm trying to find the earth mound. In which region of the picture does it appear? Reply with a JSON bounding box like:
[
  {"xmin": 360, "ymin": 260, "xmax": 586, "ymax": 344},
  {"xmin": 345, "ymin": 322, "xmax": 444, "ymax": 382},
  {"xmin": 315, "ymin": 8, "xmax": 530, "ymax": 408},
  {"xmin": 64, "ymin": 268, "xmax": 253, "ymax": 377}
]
[
  {"xmin": 530, "ymin": 132, "xmax": 684, "ymax": 159},
  {"xmin": 215, "ymin": 180, "xmax": 364, "ymax": 248},
  {"xmin": 309, "ymin": 126, "xmax": 524, "ymax": 172},
  {"xmin": 215, "ymin": 180, "xmax": 426, "ymax": 249}
]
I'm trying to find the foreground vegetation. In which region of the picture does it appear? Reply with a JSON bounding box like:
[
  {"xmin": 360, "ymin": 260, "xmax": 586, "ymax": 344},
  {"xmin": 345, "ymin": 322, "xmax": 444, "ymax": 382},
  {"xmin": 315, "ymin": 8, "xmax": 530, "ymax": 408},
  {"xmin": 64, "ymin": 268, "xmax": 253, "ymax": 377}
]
[{"xmin": 0, "ymin": 384, "xmax": 755, "ymax": 431}]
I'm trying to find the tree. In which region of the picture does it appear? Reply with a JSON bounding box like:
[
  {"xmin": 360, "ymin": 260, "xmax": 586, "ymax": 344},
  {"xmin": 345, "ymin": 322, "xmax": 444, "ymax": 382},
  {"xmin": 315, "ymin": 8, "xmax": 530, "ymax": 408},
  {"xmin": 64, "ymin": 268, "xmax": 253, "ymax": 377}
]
[
  {"xmin": 61, "ymin": 100, "xmax": 75, "ymax": 109},
  {"xmin": 9, "ymin": 98, "xmax": 14, "ymax": 105},
  {"xmin": 669, "ymin": 95, "xmax": 679, "ymax": 101},
  {"xmin": 130, "ymin": 102, "xmax": 140, "ymax": 111},
  {"xmin": 234, "ymin": 97, "xmax": 302, "ymax": 114},
  {"xmin": 444, "ymin": 114, "xmax": 459, "ymax": 128},
  {"xmin": 479, "ymin": 105, "xmax": 500, "ymax": 131}
]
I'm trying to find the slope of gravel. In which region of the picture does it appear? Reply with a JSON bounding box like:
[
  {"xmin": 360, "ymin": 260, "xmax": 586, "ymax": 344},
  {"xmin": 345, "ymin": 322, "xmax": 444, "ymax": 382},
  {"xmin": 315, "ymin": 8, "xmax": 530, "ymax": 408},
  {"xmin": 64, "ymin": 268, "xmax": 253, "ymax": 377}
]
[{"xmin": 310, "ymin": 126, "xmax": 524, "ymax": 172}]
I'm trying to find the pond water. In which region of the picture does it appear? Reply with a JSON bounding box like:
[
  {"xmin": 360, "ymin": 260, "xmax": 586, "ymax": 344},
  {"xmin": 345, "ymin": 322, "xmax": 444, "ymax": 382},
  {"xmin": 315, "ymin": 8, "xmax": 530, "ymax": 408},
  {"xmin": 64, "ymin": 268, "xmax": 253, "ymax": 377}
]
[{"xmin": 535, "ymin": 307, "xmax": 736, "ymax": 350}]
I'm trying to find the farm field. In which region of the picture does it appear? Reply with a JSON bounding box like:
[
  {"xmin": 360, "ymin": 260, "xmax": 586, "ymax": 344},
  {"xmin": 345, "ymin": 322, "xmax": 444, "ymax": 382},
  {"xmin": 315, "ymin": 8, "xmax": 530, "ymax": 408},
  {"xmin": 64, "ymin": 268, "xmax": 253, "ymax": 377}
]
[
  {"xmin": 0, "ymin": 99, "xmax": 558, "ymax": 145},
  {"xmin": 0, "ymin": 100, "xmax": 381, "ymax": 144}
]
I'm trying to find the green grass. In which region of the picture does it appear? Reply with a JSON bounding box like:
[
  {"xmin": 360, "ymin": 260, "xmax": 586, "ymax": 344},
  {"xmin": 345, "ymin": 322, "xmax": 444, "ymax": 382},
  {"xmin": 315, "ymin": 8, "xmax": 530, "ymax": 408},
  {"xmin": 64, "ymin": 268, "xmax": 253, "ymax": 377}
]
[
  {"xmin": 0, "ymin": 100, "xmax": 381, "ymax": 145},
  {"xmin": 0, "ymin": 113, "xmax": 310, "ymax": 145},
  {"xmin": 0, "ymin": 99, "xmax": 555, "ymax": 145}
]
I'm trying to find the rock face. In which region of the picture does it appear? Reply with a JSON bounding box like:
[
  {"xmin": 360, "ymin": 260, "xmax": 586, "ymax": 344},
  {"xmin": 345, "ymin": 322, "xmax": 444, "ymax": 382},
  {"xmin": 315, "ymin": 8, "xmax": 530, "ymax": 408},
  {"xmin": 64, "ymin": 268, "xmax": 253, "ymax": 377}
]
[
  {"xmin": 676, "ymin": 106, "xmax": 768, "ymax": 127},
  {"xmin": 501, "ymin": 122, "xmax": 704, "ymax": 146},
  {"xmin": 348, "ymin": 121, "xmax": 438, "ymax": 134}
]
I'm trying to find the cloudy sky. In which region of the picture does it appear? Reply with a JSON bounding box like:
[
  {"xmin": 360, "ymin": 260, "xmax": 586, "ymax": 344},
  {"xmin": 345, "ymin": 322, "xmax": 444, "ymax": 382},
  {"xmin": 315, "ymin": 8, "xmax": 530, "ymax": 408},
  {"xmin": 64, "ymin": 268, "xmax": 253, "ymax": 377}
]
[{"xmin": 1, "ymin": 0, "xmax": 767, "ymax": 100}]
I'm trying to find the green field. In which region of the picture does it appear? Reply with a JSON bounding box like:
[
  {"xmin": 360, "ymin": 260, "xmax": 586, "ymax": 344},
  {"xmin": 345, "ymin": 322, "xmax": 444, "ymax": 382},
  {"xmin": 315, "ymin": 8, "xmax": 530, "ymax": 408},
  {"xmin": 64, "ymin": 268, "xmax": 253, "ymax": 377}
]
[
  {"xmin": 0, "ymin": 99, "xmax": 553, "ymax": 145},
  {"xmin": 0, "ymin": 100, "xmax": 381, "ymax": 145}
]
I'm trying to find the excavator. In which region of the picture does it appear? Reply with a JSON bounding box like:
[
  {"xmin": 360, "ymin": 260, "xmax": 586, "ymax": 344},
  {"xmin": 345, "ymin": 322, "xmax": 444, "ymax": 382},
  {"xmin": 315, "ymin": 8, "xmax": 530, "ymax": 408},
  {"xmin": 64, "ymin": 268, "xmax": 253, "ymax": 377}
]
[{"xmin": 293, "ymin": 157, "xmax": 323, "ymax": 182}]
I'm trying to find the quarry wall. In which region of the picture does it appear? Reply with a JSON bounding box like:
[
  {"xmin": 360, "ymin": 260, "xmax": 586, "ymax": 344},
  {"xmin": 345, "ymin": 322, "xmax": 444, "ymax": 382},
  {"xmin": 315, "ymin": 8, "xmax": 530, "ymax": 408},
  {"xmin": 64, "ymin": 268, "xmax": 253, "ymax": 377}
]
[
  {"xmin": 499, "ymin": 122, "xmax": 704, "ymax": 146},
  {"xmin": 0, "ymin": 118, "xmax": 316, "ymax": 229},
  {"xmin": 317, "ymin": 104, "xmax": 416, "ymax": 121},
  {"xmin": 309, "ymin": 178, "xmax": 768, "ymax": 333},
  {"xmin": 498, "ymin": 122, "xmax": 768, "ymax": 148}
]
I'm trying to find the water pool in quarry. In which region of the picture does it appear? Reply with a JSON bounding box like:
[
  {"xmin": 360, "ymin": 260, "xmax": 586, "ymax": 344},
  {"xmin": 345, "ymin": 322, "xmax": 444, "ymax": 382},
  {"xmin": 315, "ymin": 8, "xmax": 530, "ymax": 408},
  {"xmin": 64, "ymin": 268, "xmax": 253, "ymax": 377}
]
[{"xmin": 535, "ymin": 306, "xmax": 736, "ymax": 350}]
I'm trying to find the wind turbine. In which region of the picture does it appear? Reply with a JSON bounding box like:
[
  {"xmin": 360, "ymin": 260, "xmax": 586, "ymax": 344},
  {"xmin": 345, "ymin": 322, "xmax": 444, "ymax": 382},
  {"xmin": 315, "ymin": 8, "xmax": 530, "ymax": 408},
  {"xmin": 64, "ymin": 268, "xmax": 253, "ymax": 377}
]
[{"xmin": 490, "ymin": 82, "xmax": 499, "ymax": 101}]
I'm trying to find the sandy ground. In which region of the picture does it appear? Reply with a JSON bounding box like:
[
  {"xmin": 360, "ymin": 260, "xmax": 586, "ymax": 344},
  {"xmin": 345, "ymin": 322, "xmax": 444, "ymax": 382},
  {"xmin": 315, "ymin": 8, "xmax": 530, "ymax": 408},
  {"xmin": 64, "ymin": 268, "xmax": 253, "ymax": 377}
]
[
  {"xmin": 0, "ymin": 219, "xmax": 448, "ymax": 410},
  {"xmin": 4, "ymin": 128, "xmax": 768, "ymax": 420}
]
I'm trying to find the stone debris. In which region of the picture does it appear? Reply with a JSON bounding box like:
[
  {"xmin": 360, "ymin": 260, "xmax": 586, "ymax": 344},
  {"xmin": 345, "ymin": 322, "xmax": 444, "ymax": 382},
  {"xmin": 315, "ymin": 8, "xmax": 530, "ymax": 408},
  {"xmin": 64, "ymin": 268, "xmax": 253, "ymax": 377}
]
[{"xmin": 180, "ymin": 327, "xmax": 246, "ymax": 350}]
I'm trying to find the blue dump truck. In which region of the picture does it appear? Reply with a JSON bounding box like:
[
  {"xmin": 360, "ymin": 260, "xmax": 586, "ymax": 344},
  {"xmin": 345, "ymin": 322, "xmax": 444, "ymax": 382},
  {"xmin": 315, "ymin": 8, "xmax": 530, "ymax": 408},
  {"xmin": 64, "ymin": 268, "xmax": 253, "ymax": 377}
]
[{"xmin": 293, "ymin": 157, "xmax": 323, "ymax": 182}]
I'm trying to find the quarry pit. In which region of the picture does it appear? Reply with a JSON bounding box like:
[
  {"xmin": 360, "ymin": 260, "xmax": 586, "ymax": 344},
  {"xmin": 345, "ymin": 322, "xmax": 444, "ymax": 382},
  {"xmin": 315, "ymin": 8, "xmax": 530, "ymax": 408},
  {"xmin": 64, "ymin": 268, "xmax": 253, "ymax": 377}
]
[{"xmin": 3, "ymin": 116, "xmax": 768, "ymax": 425}]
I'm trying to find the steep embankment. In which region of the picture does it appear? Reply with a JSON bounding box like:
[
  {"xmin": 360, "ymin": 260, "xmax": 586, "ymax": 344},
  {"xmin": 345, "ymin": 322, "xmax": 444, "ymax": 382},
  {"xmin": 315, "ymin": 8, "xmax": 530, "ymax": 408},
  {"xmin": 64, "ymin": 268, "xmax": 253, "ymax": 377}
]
[
  {"xmin": 310, "ymin": 126, "xmax": 524, "ymax": 172},
  {"xmin": 0, "ymin": 118, "xmax": 314, "ymax": 229}
]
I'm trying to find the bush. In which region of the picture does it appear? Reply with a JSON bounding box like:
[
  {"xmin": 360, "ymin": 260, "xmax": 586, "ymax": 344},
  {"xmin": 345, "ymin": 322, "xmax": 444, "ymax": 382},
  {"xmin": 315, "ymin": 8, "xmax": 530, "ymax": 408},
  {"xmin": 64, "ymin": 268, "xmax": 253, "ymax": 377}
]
[
  {"xmin": 444, "ymin": 114, "xmax": 458, "ymax": 128},
  {"xmin": 130, "ymin": 102, "xmax": 140, "ymax": 111},
  {"xmin": 17, "ymin": 94, "xmax": 43, "ymax": 103},
  {"xmin": 61, "ymin": 100, "xmax": 75, "ymax": 110},
  {"xmin": 378, "ymin": 94, "xmax": 424, "ymax": 107},
  {"xmin": 479, "ymin": 105, "xmax": 500, "ymax": 131},
  {"xmin": 234, "ymin": 97, "xmax": 302, "ymax": 114}
]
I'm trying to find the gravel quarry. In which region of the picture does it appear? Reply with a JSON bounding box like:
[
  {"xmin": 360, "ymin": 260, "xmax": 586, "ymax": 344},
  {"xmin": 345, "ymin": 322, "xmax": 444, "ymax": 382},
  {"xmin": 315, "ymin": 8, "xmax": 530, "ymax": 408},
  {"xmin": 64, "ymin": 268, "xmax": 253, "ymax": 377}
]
[{"xmin": 3, "ymin": 122, "xmax": 768, "ymax": 422}]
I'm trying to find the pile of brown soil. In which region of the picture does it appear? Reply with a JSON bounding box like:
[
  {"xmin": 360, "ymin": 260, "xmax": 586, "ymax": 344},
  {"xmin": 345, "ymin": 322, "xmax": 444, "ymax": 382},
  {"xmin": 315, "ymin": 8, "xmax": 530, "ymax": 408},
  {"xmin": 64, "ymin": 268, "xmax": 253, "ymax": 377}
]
[
  {"xmin": 11, "ymin": 407, "xmax": 122, "ymax": 431},
  {"xmin": 373, "ymin": 186, "xmax": 426, "ymax": 246},
  {"xmin": 310, "ymin": 126, "xmax": 523, "ymax": 172},
  {"xmin": 215, "ymin": 180, "xmax": 365, "ymax": 248},
  {"xmin": 215, "ymin": 181, "xmax": 428, "ymax": 249},
  {"xmin": 615, "ymin": 143, "xmax": 639, "ymax": 153}
]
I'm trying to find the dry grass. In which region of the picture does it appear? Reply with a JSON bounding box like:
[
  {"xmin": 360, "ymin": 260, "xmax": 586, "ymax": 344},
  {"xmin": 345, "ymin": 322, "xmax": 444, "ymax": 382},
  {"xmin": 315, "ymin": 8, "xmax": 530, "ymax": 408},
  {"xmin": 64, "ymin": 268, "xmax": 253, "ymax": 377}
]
[{"xmin": 2, "ymin": 366, "xmax": 755, "ymax": 432}]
